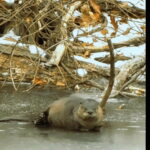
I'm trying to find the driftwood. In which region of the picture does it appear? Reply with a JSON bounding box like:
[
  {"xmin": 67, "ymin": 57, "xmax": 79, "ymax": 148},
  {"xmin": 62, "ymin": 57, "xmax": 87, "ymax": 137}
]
[
  {"xmin": 120, "ymin": 65, "xmax": 145, "ymax": 91},
  {"xmin": 45, "ymin": 43, "xmax": 66, "ymax": 66},
  {"xmin": 110, "ymin": 55, "xmax": 145, "ymax": 97}
]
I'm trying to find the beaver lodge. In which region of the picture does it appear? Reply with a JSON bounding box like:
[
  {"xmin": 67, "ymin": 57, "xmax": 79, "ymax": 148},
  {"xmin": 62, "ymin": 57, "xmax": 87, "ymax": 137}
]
[{"xmin": 0, "ymin": 0, "xmax": 145, "ymax": 98}]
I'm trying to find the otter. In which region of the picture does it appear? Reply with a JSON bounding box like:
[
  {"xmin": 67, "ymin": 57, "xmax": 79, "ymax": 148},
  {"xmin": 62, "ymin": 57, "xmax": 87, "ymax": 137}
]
[{"xmin": 34, "ymin": 96, "xmax": 103, "ymax": 131}]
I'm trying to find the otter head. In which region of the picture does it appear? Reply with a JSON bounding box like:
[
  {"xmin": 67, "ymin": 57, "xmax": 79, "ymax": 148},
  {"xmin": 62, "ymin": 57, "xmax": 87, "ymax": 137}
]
[{"xmin": 77, "ymin": 99, "xmax": 103, "ymax": 121}]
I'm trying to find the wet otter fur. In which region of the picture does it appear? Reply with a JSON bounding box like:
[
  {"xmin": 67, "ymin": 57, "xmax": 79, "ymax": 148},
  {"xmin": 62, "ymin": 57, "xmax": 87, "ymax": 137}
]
[{"xmin": 34, "ymin": 96, "xmax": 103, "ymax": 131}]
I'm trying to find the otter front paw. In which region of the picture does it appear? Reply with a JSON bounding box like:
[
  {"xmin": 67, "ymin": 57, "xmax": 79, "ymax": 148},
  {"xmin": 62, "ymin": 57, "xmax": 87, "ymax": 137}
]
[
  {"xmin": 79, "ymin": 128, "xmax": 89, "ymax": 132},
  {"xmin": 90, "ymin": 126, "xmax": 101, "ymax": 132}
]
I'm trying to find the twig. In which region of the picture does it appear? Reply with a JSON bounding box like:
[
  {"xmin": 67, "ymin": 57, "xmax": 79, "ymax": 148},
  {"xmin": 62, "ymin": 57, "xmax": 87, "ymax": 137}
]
[
  {"xmin": 77, "ymin": 15, "xmax": 108, "ymax": 37},
  {"xmin": 120, "ymin": 65, "xmax": 146, "ymax": 91},
  {"xmin": 57, "ymin": 65, "xmax": 69, "ymax": 89},
  {"xmin": 61, "ymin": 62, "xmax": 79, "ymax": 80},
  {"xmin": 45, "ymin": 1, "xmax": 82, "ymax": 66},
  {"xmin": 23, "ymin": 58, "xmax": 41, "ymax": 92},
  {"xmin": 69, "ymin": 36, "xmax": 145, "ymax": 53},
  {"xmin": 9, "ymin": 40, "xmax": 22, "ymax": 91},
  {"xmin": 85, "ymin": 80, "xmax": 104, "ymax": 90},
  {"xmin": 112, "ymin": 55, "xmax": 145, "ymax": 92},
  {"xmin": 95, "ymin": 53, "xmax": 131, "ymax": 64},
  {"xmin": 61, "ymin": 1, "xmax": 82, "ymax": 39},
  {"xmin": 100, "ymin": 39, "xmax": 115, "ymax": 108},
  {"xmin": 120, "ymin": 91, "xmax": 145, "ymax": 98},
  {"xmin": 61, "ymin": 62, "xmax": 104, "ymax": 90},
  {"xmin": 97, "ymin": 0, "xmax": 145, "ymax": 18}
]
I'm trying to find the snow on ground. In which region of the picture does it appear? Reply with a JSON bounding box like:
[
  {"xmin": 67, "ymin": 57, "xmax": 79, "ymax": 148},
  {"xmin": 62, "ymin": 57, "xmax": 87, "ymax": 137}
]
[
  {"xmin": 75, "ymin": 68, "xmax": 88, "ymax": 77},
  {"xmin": 0, "ymin": 30, "xmax": 46, "ymax": 57}
]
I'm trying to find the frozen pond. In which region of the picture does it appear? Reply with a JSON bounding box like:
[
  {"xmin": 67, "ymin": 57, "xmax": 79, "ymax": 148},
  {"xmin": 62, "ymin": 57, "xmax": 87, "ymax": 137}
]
[{"xmin": 0, "ymin": 85, "xmax": 145, "ymax": 150}]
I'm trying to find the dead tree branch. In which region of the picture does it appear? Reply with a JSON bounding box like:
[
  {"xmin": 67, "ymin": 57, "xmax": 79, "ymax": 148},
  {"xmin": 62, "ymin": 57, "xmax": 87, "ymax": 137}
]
[
  {"xmin": 45, "ymin": 1, "xmax": 82, "ymax": 66},
  {"xmin": 110, "ymin": 55, "xmax": 145, "ymax": 97},
  {"xmin": 97, "ymin": 0, "xmax": 145, "ymax": 19},
  {"xmin": 69, "ymin": 36, "xmax": 145, "ymax": 53},
  {"xmin": 120, "ymin": 65, "xmax": 145, "ymax": 91},
  {"xmin": 100, "ymin": 39, "xmax": 115, "ymax": 108},
  {"xmin": 95, "ymin": 53, "xmax": 131, "ymax": 64}
]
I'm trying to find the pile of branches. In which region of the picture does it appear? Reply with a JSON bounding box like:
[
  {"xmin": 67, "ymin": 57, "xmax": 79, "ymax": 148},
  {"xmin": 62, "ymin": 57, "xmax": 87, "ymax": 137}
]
[{"xmin": 0, "ymin": 0, "xmax": 145, "ymax": 95}]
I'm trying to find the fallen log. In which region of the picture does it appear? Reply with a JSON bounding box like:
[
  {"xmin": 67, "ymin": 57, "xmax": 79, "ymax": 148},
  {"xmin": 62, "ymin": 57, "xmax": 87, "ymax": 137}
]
[
  {"xmin": 110, "ymin": 55, "xmax": 145, "ymax": 97},
  {"xmin": 0, "ymin": 44, "xmax": 47, "ymax": 62}
]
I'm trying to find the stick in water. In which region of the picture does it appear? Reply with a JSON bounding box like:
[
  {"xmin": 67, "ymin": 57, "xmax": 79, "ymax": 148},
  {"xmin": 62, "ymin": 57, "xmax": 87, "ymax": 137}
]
[{"xmin": 100, "ymin": 39, "xmax": 115, "ymax": 108}]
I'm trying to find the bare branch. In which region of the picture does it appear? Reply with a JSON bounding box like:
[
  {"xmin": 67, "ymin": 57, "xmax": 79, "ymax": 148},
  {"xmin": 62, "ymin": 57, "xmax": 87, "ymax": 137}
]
[
  {"xmin": 61, "ymin": 1, "xmax": 82, "ymax": 39},
  {"xmin": 45, "ymin": 1, "xmax": 82, "ymax": 66},
  {"xmin": 69, "ymin": 36, "xmax": 145, "ymax": 53},
  {"xmin": 111, "ymin": 55, "xmax": 145, "ymax": 95},
  {"xmin": 110, "ymin": 65, "xmax": 145, "ymax": 98},
  {"xmin": 95, "ymin": 53, "xmax": 131, "ymax": 64},
  {"xmin": 100, "ymin": 39, "xmax": 115, "ymax": 108},
  {"xmin": 120, "ymin": 65, "xmax": 145, "ymax": 91},
  {"xmin": 97, "ymin": 0, "xmax": 145, "ymax": 19}
]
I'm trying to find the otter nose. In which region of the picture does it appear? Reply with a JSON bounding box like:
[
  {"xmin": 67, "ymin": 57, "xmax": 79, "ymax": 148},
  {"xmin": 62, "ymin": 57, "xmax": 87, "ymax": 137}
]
[{"xmin": 88, "ymin": 111, "xmax": 93, "ymax": 115}]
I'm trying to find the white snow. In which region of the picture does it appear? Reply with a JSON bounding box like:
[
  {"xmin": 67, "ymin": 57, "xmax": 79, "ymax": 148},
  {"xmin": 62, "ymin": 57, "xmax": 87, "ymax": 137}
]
[
  {"xmin": 0, "ymin": 30, "xmax": 46, "ymax": 57},
  {"xmin": 74, "ymin": 55, "xmax": 109, "ymax": 67},
  {"xmin": 5, "ymin": 0, "xmax": 15, "ymax": 4},
  {"xmin": 75, "ymin": 68, "xmax": 87, "ymax": 77}
]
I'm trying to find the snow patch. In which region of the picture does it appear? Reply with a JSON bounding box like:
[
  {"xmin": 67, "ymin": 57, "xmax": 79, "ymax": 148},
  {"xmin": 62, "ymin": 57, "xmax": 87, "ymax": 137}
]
[
  {"xmin": 0, "ymin": 30, "xmax": 46, "ymax": 57},
  {"xmin": 5, "ymin": 0, "xmax": 15, "ymax": 4},
  {"xmin": 75, "ymin": 68, "xmax": 87, "ymax": 77},
  {"xmin": 74, "ymin": 55, "xmax": 109, "ymax": 67}
]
